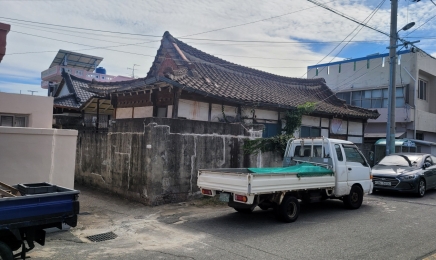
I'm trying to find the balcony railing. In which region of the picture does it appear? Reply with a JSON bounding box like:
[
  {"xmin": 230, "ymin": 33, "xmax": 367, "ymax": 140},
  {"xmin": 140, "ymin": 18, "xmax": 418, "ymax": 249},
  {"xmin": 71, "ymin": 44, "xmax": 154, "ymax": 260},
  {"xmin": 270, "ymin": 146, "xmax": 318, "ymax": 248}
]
[
  {"xmin": 41, "ymin": 65, "xmax": 119, "ymax": 82},
  {"xmin": 41, "ymin": 65, "xmax": 125, "ymax": 88}
]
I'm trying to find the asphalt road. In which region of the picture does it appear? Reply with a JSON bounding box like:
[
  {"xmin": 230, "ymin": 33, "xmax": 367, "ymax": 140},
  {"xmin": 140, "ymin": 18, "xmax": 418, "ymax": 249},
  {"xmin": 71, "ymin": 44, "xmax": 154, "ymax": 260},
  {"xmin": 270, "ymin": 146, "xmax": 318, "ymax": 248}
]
[{"xmin": 26, "ymin": 187, "xmax": 436, "ymax": 260}]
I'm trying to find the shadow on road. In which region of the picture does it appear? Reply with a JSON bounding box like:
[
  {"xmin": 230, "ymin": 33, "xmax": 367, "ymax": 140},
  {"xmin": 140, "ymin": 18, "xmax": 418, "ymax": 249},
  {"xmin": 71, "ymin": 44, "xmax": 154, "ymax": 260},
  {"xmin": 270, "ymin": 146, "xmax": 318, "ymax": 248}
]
[
  {"xmin": 180, "ymin": 199, "xmax": 372, "ymax": 232},
  {"xmin": 371, "ymin": 188, "xmax": 436, "ymax": 200}
]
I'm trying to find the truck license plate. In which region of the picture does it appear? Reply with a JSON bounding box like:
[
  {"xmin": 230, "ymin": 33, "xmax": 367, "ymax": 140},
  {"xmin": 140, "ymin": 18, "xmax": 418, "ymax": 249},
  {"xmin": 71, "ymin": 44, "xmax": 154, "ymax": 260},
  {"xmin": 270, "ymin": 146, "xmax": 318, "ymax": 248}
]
[
  {"xmin": 219, "ymin": 193, "xmax": 230, "ymax": 202},
  {"xmin": 374, "ymin": 181, "xmax": 391, "ymax": 186}
]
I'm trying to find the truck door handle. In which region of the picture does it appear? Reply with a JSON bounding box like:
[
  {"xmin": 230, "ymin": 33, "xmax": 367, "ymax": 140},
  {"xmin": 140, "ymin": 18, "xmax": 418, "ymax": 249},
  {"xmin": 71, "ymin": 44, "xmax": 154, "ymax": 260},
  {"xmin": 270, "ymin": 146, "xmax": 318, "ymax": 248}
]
[{"xmin": 348, "ymin": 168, "xmax": 352, "ymax": 171}]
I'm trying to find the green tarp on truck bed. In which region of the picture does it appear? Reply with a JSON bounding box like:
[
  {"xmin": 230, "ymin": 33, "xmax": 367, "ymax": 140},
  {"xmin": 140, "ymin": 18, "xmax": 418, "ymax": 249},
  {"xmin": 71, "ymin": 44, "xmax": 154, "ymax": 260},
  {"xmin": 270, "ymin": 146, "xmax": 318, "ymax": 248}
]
[{"xmin": 248, "ymin": 163, "xmax": 333, "ymax": 177}]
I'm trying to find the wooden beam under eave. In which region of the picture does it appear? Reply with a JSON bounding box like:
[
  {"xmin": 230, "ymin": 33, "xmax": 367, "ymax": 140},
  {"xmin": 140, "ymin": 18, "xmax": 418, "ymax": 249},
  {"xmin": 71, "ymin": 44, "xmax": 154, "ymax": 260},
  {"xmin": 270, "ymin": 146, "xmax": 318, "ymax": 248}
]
[
  {"xmin": 81, "ymin": 98, "xmax": 94, "ymax": 111},
  {"xmin": 172, "ymin": 88, "xmax": 182, "ymax": 119}
]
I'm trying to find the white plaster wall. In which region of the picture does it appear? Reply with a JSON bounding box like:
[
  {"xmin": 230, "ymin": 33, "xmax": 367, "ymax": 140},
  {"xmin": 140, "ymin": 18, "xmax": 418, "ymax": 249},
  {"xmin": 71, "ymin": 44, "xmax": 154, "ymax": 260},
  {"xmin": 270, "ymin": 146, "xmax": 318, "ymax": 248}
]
[
  {"xmin": 0, "ymin": 127, "xmax": 77, "ymax": 189},
  {"xmin": 133, "ymin": 106, "xmax": 153, "ymax": 118},
  {"xmin": 302, "ymin": 115, "xmax": 320, "ymax": 127},
  {"xmin": 58, "ymin": 84, "xmax": 70, "ymax": 96},
  {"xmin": 116, "ymin": 108, "xmax": 133, "ymax": 119},
  {"xmin": 178, "ymin": 99, "xmax": 209, "ymax": 121},
  {"xmin": 254, "ymin": 109, "xmax": 278, "ymax": 120},
  {"xmin": 167, "ymin": 105, "xmax": 173, "ymax": 118},
  {"xmin": 321, "ymin": 128, "xmax": 329, "ymax": 138},
  {"xmin": 321, "ymin": 118, "xmax": 329, "ymax": 128},
  {"xmin": 348, "ymin": 121, "xmax": 363, "ymax": 136},
  {"xmin": 0, "ymin": 92, "xmax": 53, "ymax": 128}
]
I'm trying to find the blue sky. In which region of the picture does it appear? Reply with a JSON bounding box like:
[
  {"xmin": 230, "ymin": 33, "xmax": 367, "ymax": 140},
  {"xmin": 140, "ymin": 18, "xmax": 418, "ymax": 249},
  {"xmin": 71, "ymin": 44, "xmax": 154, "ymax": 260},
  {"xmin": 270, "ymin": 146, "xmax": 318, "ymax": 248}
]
[{"xmin": 0, "ymin": 0, "xmax": 435, "ymax": 96}]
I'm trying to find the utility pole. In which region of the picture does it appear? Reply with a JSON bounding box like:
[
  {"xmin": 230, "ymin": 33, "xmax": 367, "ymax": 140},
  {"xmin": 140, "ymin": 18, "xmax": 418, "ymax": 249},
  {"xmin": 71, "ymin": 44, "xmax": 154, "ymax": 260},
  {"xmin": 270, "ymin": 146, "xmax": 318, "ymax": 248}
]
[
  {"xmin": 386, "ymin": 0, "xmax": 398, "ymax": 156},
  {"xmin": 127, "ymin": 64, "xmax": 140, "ymax": 78}
]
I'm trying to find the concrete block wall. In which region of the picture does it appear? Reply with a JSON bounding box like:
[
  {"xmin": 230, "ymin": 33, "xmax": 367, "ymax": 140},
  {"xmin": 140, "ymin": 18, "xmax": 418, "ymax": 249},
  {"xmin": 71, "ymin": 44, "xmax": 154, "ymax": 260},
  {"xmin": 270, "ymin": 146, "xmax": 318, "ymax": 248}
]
[{"xmin": 75, "ymin": 119, "xmax": 282, "ymax": 205}]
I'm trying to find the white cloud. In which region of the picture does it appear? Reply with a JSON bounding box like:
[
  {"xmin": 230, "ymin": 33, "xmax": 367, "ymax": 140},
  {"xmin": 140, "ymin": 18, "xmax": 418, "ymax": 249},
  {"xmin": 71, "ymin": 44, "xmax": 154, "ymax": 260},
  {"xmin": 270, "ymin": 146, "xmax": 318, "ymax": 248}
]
[{"xmin": 0, "ymin": 0, "xmax": 435, "ymax": 93}]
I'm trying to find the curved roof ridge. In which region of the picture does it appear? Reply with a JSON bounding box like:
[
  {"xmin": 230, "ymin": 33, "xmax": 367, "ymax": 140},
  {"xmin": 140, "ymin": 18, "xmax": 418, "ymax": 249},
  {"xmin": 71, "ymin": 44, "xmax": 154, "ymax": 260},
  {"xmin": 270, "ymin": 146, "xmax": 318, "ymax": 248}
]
[{"xmin": 163, "ymin": 31, "xmax": 324, "ymax": 85}]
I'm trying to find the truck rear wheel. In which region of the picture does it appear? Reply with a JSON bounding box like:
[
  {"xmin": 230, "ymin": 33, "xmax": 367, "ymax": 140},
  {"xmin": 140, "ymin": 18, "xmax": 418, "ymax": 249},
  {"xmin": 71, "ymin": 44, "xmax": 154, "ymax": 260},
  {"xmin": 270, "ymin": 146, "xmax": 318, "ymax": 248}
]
[
  {"xmin": 0, "ymin": 241, "xmax": 13, "ymax": 260},
  {"xmin": 343, "ymin": 185, "xmax": 363, "ymax": 209},
  {"xmin": 277, "ymin": 196, "xmax": 300, "ymax": 223}
]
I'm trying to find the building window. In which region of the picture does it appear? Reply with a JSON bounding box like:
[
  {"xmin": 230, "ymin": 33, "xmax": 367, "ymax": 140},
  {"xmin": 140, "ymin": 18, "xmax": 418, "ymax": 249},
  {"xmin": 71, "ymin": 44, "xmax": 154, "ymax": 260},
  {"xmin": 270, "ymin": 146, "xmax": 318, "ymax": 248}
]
[
  {"xmin": 382, "ymin": 57, "xmax": 385, "ymax": 67},
  {"xmin": 315, "ymin": 68, "xmax": 318, "ymax": 76},
  {"xmin": 419, "ymin": 79, "xmax": 427, "ymax": 100},
  {"xmin": 339, "ymin": 64, "xmax": 341, "ymax": 73},
  {"xmin": 300, "ymin": 126, "xmax": 321, "ymax": 138},
  {"xmin": 262, "ymin": 123, "xmax": 280, "ymax": 138},
  {"xmin": 367, "ymin": 59, "xmax": 370, "ymax": 69},
  {"xmin": 337, "ymin": 87, "xmax": 405, "ymax": 109},
  {"xmin": 354, "ymin": 61, "xmax": 356, "ymax": 71},
  {"xmin": 327, "ymin": 66, "xmax": 330, "ymax": 75},
  {"xmin": 0, "ymin": 114, "xmax": 28, "ymax": 127},
  {"xmin": 416, "ymin": 133, "xmax": 424, "ymax": 140}
]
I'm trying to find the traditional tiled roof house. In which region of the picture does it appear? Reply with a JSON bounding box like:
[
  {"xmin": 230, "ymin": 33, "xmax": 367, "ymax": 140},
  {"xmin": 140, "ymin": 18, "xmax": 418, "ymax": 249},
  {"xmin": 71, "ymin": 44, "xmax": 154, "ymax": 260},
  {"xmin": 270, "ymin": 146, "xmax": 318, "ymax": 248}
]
[{"xmin": 54, "ymin": 31, "xmax": 379, "ymax": 143}]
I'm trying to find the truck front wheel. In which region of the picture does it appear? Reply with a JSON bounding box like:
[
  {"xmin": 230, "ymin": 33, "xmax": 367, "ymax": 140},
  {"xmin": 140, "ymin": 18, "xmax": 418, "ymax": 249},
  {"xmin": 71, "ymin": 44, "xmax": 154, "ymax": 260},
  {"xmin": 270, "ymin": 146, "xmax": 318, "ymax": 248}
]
[
  {"xmin": 277, "ymin": 196, "xmax": 300, "ymax": 223},
  {"xmin": 343, "ymin": 185, "xmax": 363, "ymax": 209},
  {"xmin": 0, "ymin": 241, "xmax": 13, "ymax": 260}
]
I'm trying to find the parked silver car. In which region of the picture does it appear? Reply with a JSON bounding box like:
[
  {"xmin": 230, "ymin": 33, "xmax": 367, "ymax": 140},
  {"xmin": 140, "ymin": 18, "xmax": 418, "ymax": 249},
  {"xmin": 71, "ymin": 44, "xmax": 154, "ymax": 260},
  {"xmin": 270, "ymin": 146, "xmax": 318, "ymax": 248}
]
[{"xmin": 372, "ymin": 153, "xmax": 436, "ymax": 197}]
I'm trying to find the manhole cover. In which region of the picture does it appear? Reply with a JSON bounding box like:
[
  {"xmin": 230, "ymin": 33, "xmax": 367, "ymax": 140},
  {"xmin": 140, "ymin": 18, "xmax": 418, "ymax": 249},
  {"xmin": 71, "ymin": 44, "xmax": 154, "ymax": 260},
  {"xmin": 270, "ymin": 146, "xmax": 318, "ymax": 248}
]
[{"xmin": 86, "ymin": 232, "xmax": 117, "ymax": 242}]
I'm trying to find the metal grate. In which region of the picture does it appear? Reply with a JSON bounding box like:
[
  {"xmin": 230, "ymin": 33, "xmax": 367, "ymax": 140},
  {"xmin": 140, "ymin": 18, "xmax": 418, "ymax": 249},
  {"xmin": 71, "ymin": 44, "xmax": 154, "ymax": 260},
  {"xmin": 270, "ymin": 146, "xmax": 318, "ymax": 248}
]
[{"xmin": 86, "ymin": 232, "xmax": 117, "ymax": 242}]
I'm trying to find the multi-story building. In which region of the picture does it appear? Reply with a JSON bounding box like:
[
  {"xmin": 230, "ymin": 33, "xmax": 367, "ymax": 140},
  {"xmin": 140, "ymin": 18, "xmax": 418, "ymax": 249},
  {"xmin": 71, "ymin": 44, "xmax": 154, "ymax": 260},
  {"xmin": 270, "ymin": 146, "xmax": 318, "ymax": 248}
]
[
  {"xmin": 0, "ymin": 22, "xmax": 10, "ymax": 63},
  {"xmin": 307, "ymin": 49, "xmax": 436, "ymax": 156}
]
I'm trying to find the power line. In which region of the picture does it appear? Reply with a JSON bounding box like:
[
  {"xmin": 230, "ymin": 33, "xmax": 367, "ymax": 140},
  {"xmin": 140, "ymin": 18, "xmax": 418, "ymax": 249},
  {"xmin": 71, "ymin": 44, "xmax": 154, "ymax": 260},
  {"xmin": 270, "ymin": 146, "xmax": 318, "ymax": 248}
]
[
  {"xmin": 160, "ymin": 0, "xmax": 337, "ymax": 38},
  {"xmin": 0, "ymin": 16, "xmax": 163, "ymax": 38},
  {"xmin": 306, "ymin": 0, "xmax": 390, "ymax": 37},
  {"xmin": 0, "ymin": 2, "xmax": 331, "ymax": 40},
  {"xmin": 303, "ymin": 0, "xmax": 386, "ymax": 78}
]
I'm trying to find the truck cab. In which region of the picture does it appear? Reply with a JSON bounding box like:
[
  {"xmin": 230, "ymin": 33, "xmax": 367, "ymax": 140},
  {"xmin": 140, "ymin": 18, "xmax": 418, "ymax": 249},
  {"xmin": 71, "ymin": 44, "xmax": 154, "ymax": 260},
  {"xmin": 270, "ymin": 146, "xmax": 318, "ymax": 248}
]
[{"xmin": 283, "ymin": 138, "xmax": 372, "ymax": 197}]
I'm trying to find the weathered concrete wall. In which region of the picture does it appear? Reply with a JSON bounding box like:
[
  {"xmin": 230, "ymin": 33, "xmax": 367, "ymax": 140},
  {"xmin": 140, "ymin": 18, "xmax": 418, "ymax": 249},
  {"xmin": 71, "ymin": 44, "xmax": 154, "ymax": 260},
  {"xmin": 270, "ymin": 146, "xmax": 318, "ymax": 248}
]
[{"xmin": 75, "ymin": 119, "xmax": 282, "ymax": 205}]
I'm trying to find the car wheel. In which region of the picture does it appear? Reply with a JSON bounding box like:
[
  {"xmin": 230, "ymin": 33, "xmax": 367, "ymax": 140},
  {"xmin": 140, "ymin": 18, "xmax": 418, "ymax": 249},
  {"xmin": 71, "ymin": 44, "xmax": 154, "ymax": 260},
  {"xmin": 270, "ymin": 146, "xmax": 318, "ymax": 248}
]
[
  {"xmin": 277, "ymin": 196, "xmax": 300, "ymax": 223},
  {"xmin": 417, "ymin": 179, "xmax": 426, "ymax": 197},
  {"xmin": 343, "ymin": 185, "xmax": 363, "ymax": 209},
  {"xmin": 0, "ymin": 241, "xmax": 13, "ymax": 260}
]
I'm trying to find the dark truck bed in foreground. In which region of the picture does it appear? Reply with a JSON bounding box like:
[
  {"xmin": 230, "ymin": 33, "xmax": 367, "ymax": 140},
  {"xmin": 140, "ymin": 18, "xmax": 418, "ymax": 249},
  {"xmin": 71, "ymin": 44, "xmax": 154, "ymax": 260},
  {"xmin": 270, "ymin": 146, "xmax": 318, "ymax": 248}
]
[{"xmin": 0, "ymin": 182, "xmax": 79, "ymax": 260}]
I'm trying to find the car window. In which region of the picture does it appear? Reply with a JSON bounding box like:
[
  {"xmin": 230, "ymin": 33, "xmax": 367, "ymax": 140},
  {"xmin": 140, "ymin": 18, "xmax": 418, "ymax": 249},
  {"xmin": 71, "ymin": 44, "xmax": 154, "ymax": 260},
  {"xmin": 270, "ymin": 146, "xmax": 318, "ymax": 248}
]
[
  {"xmin": 335, "ymin": 144, "xmax": 343, "ymax": 161},
  {"xmin": 424, "ymin": 156, "xmax": 433, "ymax": 166},
  {"xmin": 343, "ymin": 145, "xmax": 367, "ymax": 166}
]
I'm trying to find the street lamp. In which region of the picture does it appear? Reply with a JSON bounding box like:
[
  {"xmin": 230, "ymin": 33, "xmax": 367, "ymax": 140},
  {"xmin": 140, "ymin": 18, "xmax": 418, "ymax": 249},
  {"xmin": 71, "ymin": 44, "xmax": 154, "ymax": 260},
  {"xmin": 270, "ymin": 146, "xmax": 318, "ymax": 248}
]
[
  {"xmin": 401, "ymin": 22, "xmax": 415, "ymax": 31},
  {"xmin": 386, "ymin": 1, "xmax": 416, "ymax": 156}
]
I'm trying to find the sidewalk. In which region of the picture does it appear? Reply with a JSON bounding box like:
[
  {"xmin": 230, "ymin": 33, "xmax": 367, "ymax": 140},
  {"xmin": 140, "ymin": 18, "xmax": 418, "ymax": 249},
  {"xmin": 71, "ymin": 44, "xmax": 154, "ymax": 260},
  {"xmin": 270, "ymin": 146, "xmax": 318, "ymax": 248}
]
[{"xmin": 27, "ymin": 184, "xmax": 228, "ymax": 259}]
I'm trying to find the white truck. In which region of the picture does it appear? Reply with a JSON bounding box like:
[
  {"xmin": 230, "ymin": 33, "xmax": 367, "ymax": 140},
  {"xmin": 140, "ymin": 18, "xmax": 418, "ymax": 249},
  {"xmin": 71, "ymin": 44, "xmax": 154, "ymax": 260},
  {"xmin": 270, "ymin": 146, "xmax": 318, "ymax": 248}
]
[{"xmin": 197, "ymin": 137, "xmax": 373, "ymax": 223}]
